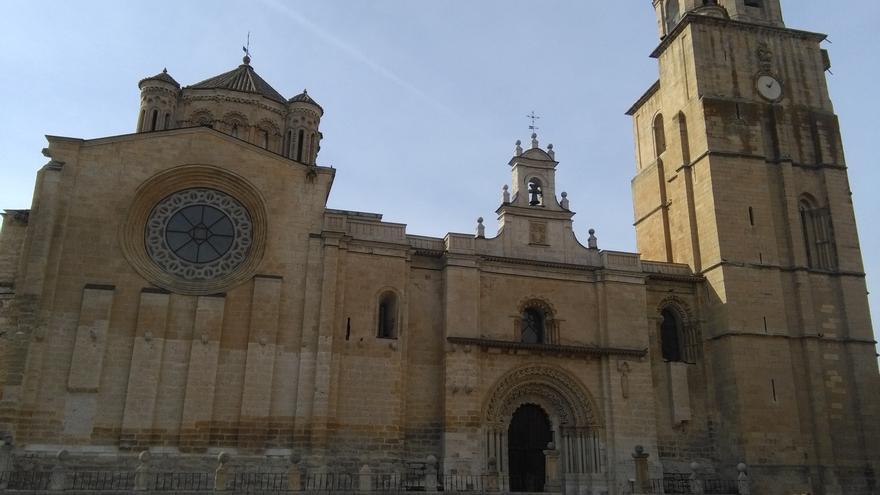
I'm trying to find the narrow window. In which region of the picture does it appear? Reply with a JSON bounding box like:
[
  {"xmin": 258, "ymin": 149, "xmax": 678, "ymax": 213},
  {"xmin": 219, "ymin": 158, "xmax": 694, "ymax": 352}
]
[
  {"xmin": 345, "ymin": 318, "xmax": 351, "ymax": 341},
  {"xmin": 660, "ymin": 308, "xmax": 683, "ymax": 362},
  {"xmin": 310, "ymin": 133, "xmax": 317, "ymax": 164},
  {"xmin": 771, "ymin": 379, "xmax": 777, "ymax": 402},
  {"xmin": 231, "ymin": 124, "xmax": 239, "ymax": 138},
  {"xmin": 163, "ymin": 113, "xmax": 171, "ymax": 130},
  {"xmin": 748, "ymin": 207, "xmax": 755, "ymax": 226},
  {"xmin": 677, "ymin": 112, "xmax": 690, "ymax": 164},
  {"xmin": 261, "ymin": 130, "xmax": 269, "ymax": 149},
  {"xmin": 800, "ymin": 197, "xmax": 837, "ymax": 270},
  {"xmin": 150, "ymin": 109, "xmax": 158, "ymax": 131},
  {"xmin": 521, "ymin": 308, "xmax": 545, "ymax": 344},
  {"xmin": 745, "ymin": 0, "xmax": 761, "ymax": 7},
  {"xmin": 653, "ymin": 114, "xmax": 666, "ymax": 158},
  {"xmin": 138, "ymin": 109, "xmax": 146, "ymax": 132},
  {"xmin": 296, "ymin": 129, "xmax": 305, "ymax": 162},
  {"xmin": 377, "ymin": 292, "xmax": 398, "ymax": 339}
]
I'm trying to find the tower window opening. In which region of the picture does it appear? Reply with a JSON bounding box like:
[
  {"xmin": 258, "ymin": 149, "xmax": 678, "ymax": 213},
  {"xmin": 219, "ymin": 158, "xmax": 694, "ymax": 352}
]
[
  {"xmin": 296, "ymin": 129, "xmax": 305, "ymax": 162},
  {"xmin": 149, "ymin": 109, "xmax": 158, "ymax": 132},
  {"xmin": 745, "ymin": 0, "xmax": 762, "ymax": 7},
  {"xmin": 521, "ymin": 308, "xmax": 546, "ymax": 344},
  {"xmin": 799, "ymin": 197, "xmax": 837, "ymax": 271},
  {"xmin": 285, "ymin": 130, "xmax": 293, "ymax": 158},
  {"xmin": 527, "ymin": 179, "xmax": 544, "ymax": 206},
  {"xmin": 665, "ymin": 0, "xmax": 681, "ymax": 34},
  {"xmin": 138, "ymin": 109, "xmax": 146, "ymax": 132},
  {"xmin": 748, "ymin": 207, "xmax": 755, "ymax": 226},
  {"xmin": 377, "ymin": 291, "xmax": 398, "ymax": 339},
  {"xmin": 310, "ymin": 133, "xmax": 316, "ymax": 164},
  {"xmin": 653, "ymin": 114, "xmax": 666, "ymax": 158}
]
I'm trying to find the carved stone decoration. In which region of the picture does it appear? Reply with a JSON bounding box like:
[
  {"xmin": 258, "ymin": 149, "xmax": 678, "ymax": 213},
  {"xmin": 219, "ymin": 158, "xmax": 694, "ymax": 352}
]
[
  {"xmin": 529, "ymin": 221, "xmax": 548, "ymax": 245},
  {"xmin": 618, "ymin": 361, "xmax": 631, "ymax": 399},
  {"xmin": 484, "ymin": 364, "xmax": 599, "ymax": 428},
  {"xmin": 756, "ymin": 42, "xmax": 774, "ymax": 73}
]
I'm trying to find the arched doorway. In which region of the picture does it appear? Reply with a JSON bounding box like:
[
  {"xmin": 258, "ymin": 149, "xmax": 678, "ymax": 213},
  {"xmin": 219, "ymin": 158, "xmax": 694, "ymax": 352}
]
[{"xmin": 508, "ymin": 404, "xmax": 552, "ymax": 492}]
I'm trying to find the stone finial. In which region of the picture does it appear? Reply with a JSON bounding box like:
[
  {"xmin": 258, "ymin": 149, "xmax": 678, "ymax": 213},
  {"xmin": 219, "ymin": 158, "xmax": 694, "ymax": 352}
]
[
  {"xmin": 560, "ymin": 191, "xmax": 570, "ymax": 210},
  {"xmin": 547, "ymin": 143, "xmax": 555, "ymax": 160},
  {"xmin": 631, "ymin": 446, "xmax": 650, "ymax": 493},
  {"xmin": 515, "ymin": 140, "xmax": 523, "ymax": 156},
  {"xmin": 214, "ymin": 452, "xmax": 231, "ymax": 491},
  {"xmin": 134, "ymin": 451, "xmax": 151, "ymax": 491},
  {"xmin": 736, "ymin": 463, "xmax": 750, "ymax": 495},
  {"xmin": 531, "ymin": 132, "xmax": 539, "ymax": 149},
  {"xmin": 502, "ymin": 185, "xmax": 510, "ymax": 204},
  {"xmin": 588, "ymin": 229, "xmax": 598, "ymax": 249},
  {"xmin": 287, "ymin": 456, "xmax": 303, "ymax": 491},
  {"xmin": 50, "ymin": 450, "xmax": 70, "ymax": 490},
  {"xmin": 476, "ymin": 217, "xmax": 485, "ymax": 239}
]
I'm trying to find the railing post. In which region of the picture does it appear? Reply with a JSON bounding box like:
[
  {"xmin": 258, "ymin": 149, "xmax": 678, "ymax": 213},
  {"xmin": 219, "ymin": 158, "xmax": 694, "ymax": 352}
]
[
  {"xmin": 689, "ymin": 462, "xmax": 704, "ymax": 495},
  {"xmin": 543, "ymin": 442, "xmax": 561, "ymax": 492},
  {"xmin": 736, "ymin": 463, "xmax": 750, "ymax": 495},
  {"xmin": 358, "ymin": 464, "xmax": 373, "ymax": 493},
  {"xmin": 485, "ymin": 457, "xmax": 499, "ymax": 492},
  {"xmin": 288, "ymin": 455, "xmax": 303, "ymax": 491},
  {"xmin": 49, "ymin": 449, "xmax": 68, "ymax": 491},
  {"xmin": 631, "ymin": 445, "xmax": 651, "ymax": 494},
  {"xmin": 134, "ymin": 450, "xmax": 151, "ymax": 491},
  {"xmin": 425, "ymin": 455, "xmax": 438, "ymax": 492},
  {"xmin": 214, "ymin": 451, "xmax": 230, "ymax": 491}
]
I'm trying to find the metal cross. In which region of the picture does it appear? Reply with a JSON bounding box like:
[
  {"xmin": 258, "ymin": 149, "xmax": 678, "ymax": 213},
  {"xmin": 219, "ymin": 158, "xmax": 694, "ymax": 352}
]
[
  {"xmin": 242, "ymin": 32, "xmax": 251, "ymax": 59},
  {"xmin": 527, "ymin": 111, "xmax": 541, "ymax": 132}
]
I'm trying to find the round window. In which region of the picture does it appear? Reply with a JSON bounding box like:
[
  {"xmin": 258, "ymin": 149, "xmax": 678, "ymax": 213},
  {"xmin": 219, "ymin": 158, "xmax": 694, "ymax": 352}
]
[{"xmin": 145, "ymin": 188, "xmax": 252, "ymax": 280}]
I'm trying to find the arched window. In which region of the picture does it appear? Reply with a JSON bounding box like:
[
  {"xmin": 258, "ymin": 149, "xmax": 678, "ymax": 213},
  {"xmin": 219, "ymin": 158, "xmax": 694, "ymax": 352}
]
[
  {"xmin": 149, "ymin": 109, "xmax": 159, "ymax": 132},
  {"xmin": 659, "ymin": 306, "xmax": 699, "ymax": 363},
  {"xmin": 163, "ymin": 113, "xmax": 171, "ymax": 130},
  {"xmin": 665, "ymin": 0, "xmax": 681, "ymax": 34},
  {"xmin": 377, "ymin": 291, "xmax": 398, "ymax": 339},
  {"xmin": 653, "ymin": 113, "xmax": 666, "ymax": 158},
  {"xmin": 799, "ymin": 196, "xmax": 837, "ymax": 270},
  {"xmin": 521, "ymin": 308, "xmax": 545, "ymax": 344},
  {"xmin": 527, "ymin": 178, "xmax": 544, "ymax": 206},
  {"xmin": 230, "ymin": 123, "xmax": 239, "ymax": 138},
  {"xmin": 261, "ymin": 129, "xmax": 270, "ymax": 149},
  {"xmin": 296, "ymin": 129, "xmax": 305, "ymax": 162},
  {"xmin": 677, "ymin": 112, "xmax": 690, "ymax": 164}
]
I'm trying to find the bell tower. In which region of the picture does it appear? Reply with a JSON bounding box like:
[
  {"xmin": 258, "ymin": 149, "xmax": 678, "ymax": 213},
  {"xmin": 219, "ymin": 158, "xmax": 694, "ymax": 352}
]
[{"xmin": 629, "ymin": 1, "xmax": 879, "ymax": 492}]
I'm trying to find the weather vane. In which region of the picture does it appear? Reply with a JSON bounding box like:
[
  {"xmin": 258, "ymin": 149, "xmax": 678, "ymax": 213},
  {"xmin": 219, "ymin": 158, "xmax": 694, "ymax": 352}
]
[
  {"xmin": 242, "ymin": 32, "xmax": 251, "ymax": 61},
  {"xmin": 527, "ymin": 111, "xmax": 541, "ymax": 133}
]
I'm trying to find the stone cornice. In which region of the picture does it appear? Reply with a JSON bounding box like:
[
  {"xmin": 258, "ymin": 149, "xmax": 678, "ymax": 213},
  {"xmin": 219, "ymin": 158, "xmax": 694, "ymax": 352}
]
[
  {"xmin": 480, "ymin": 255, "xmax": 596, "ymax": 272},
  {"xmin": 447, "ymin": 337, "xmax": 647, "ymax": 359},
  {"xmin": 651, "ymin": 13, "xmax": 827, "ymax": 60},
  {"xmin": 706, "ymin": 332, "xmax": 876, "ymax": 347},
  {"xmin": 626, "ymin": 79, "xmax": 660, "ymax": 116}
]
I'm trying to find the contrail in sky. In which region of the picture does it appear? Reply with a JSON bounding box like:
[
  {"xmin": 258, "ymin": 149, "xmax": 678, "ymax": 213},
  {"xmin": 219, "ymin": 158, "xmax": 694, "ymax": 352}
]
[{"xmin": 258, "ymin": 0, "xmax": 460, "ymax": 121}]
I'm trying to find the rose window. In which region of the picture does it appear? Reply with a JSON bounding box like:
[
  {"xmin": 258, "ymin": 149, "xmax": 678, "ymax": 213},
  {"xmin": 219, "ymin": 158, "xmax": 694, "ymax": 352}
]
[{"xmin": 145, "ymin": 188, "xmax": 252, "ymax": 280}]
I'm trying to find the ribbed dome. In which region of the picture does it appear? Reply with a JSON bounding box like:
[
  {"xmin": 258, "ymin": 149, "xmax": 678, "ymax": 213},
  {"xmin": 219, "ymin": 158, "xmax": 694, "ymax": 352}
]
[
  {"xmin": 289, "ymin": 89, "xmax": 323, "ymax": 113},
  {"xmin": 139, "ymin": 68, "xmax": 180, "ymax": 89},
  {"xmin": 188, "ymin": 58, "xmax": 286, "ymax": 104}
]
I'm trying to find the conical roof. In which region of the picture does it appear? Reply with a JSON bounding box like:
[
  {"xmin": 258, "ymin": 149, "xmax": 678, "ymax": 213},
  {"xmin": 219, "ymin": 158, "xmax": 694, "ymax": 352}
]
[
  {"xmin": 139, "ymin": 68, "xmax": 180, "ymax": 89},
  {"xmin": 289, "ymin": 89, "xmax": 323, "ymax": 114},
  {"xmin": 188, "ymin": 56, "xmax": 286, "ymax": 104}
]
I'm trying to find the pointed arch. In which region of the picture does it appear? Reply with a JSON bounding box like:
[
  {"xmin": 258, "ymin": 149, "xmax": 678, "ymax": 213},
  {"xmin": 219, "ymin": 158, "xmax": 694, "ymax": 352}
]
[{"xmin": 656, "ymin": 296, "xmax": 700, "ymax": 363}]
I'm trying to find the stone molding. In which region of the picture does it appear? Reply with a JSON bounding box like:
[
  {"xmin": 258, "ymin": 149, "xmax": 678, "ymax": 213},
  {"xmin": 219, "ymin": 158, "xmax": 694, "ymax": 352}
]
[{"xmin": 120, "ymin": 165, "xmax": 268, "ymax": 295}]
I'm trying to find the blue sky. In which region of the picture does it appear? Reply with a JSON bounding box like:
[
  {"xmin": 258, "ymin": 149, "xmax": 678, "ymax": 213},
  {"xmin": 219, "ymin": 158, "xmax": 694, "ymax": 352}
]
[{"xmin": 0, "ymin": 1, "xmax": 877, "ymax": 343}]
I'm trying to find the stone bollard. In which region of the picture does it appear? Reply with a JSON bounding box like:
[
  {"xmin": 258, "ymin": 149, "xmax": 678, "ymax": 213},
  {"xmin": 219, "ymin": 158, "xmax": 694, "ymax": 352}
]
[
  {"xmin": 736, "ymin": 463, "xmax": 750, "ymax": 495},
  {"xmin": 544, "ymin": 442, "xmax": 561, "ymax": 492},
  {"xmin": 358, "ymin": 464, "xmax": 373, "ymax": 493},
  {"xmin": 485, "ymin": 457, "xmax": 499, "ymax": 492},
  {"xmin": 49, "ymin": 449, "xmax": 69, "ymax": 491},
  {"xmin": 287, "ymin": 455, "xmax": 303, "ymax": 492},
  {"xmin": 631, "ymin": 445, "xmax": 650, "ymax": 493},
  {"xmin": 425, "ymin": 455, "xmax": 438, "ymax": 493},
  {"xmin": 689, "ymin": 462, "xmax": 704, "ymax": 495},
  {"xmin": 134, "ymin": 451, "xmax": 151, "ymax": 491},
  {"xmin": 214, "ymin": 452, "xmax": 230, "ymax": 491}
]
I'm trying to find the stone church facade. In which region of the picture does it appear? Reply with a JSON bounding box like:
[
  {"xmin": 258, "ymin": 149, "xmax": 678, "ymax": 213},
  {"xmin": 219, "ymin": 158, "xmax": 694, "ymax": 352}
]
[{"xmin": 0, "ymin": 1, "xmax": 877, "ymax": 494}]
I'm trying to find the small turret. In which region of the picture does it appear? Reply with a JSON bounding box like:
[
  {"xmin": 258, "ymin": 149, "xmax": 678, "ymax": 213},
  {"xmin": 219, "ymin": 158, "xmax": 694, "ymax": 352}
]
[
  {"xmin": 137, "ymin": 69, "xmax": 180, "ymax": 132},
  {"xmin": 285, "ymin": 89, "xmax": 323, "ymax": 165}
]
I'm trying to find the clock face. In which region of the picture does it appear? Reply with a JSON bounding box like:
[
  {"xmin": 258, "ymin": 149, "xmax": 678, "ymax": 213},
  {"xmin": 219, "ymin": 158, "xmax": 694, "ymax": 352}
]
[{"xmin": 757, "ymin": 75, "xmax": 783, "ymax": 101}]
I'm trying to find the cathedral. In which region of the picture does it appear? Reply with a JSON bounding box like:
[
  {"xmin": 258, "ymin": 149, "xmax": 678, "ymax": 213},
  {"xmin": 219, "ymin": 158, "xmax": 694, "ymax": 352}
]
[{"xmin": 0, "ymin": 1, "xmax": 877, "ymax": 494}]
